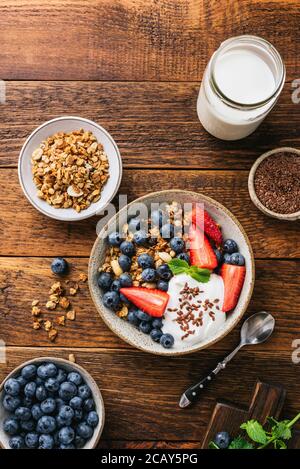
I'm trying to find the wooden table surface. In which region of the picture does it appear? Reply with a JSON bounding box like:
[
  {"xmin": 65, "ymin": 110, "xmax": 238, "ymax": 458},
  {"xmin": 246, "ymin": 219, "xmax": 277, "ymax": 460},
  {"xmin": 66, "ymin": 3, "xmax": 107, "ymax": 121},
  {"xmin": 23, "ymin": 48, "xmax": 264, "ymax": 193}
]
[{"xmin": 0, "ymin": 0, "xmax": 300, "ymax": 449}]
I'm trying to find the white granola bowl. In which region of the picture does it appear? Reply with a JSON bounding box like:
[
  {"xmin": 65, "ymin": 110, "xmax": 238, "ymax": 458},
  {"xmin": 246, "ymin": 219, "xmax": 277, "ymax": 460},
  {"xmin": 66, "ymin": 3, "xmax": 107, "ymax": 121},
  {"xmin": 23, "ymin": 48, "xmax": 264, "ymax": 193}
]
[
  {"xmin": 18, "ymin": 116, "xmax": 122, "ymax": 222},
  {"xmin": 88, "ymin": 190, "xmax": 255, "ymax": 356}
]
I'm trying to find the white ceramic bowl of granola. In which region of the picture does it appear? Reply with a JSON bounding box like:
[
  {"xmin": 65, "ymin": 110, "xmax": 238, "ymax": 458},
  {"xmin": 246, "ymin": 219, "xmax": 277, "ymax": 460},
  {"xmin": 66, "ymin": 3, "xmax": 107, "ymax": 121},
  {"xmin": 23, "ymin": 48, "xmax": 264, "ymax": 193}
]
[
  {"xmin": 18, "ymin": 116, "xmax": 122, "ymax": 222},
  {"xmin": 88, "ymin": 190, "xmax": 255, "ymax": 356}
]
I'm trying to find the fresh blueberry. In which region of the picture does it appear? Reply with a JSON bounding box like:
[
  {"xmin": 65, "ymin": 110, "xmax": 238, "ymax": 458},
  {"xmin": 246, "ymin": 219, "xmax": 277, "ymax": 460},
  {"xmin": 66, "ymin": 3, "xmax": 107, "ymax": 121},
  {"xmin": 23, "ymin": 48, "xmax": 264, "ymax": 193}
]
[
  {"xmin": 67, "ymin": 372, "xmax": 82, "ymax": 386},
  {"xmin": 118, "ymin": 254, "xmax": 131, "ymax": 272},
  {"xmin": 41, "ymin": 398, "xmax": 56, "ymax": 415},
  {"xmin": 9, "ymin": 435, "xmax": 25, "ymax": 449},
  {"xmin": 223, "ymin": 253, "xmax": 231, "ymax": 264},
  {"xmin": 22, "ymin": 396, "xmax": 33, "ymax": 408},
  {"xmin": 157, "ymin": 279, "xmax": 169, "ymax": 291},
  {"xmin": 56, "ymin": 415, "xmax": 68, "ymax": 429},
  {"xmin": 58, "ymin": 426, "xmax": 75, "ymax": 445},
  {"xmin": 170, "ymin": 237, "xmax": 185, "ymax": 253},
  {"xmin": 119, "ymin": 273, "xmax": 133, "ymax": 287},
  {"xmin": 4, "ymin": 378, "xmax": 21, "ymax": 396},
  {"xmin": 20, "ymin": 419, "xmax": 36, "ymax": 432},
  {"xmin": 78, "ymin": 384, "xmax": 91, "ymax": 400},
  {"xmin": 141, "ymin": 268, "xmax": 156, "ymax": 282},
  {"xmin": 15, "ymin": 406, "xmax": 32, "ymax": 421},
  {"xmin": 111, "ymin": 279, "xmax": 121, "ymax": 292},
  {"xmin": 21, "ymin": 364, "xmax": 37, "ymax": 381},
  {"xmin": 102, "ymin": 291, "xmax": 120, "ymax": 311},
  {"xmin": 139, "ymin": 321, "xmax": 152, "ymax": 334},
  {"xmin": 127, "ymin": 309, "xmax": 140, "ymax": 327},
  {"xmin": 25, "ymin": 432, "xmax": 39, "ymax": 449},
  {"xmin": 37, "ymin": 416, "xmax": 56, "ymax": 434},
  {"xmin": 160, "ymin": 223, "xmax": 175, "ymax": 239},
  {"xmin": 60, "ymin": 443, "xmax": 75, "ymax": 449},
  {"xmin": 3, "ymin": 417, "xmax": 19, "ymax": 435},
  {"xmin": 157, "ymin": 264, "xmax": 172, "ymax": 280},
  {"xmin": 152, "ymin": 318, "xmax": 163, "ymax": 329},
  {"xmin": 31, "ymin": 404, "xmax": 43, "ymax": 421},
  {"xmin": 128, "ymin": 218, "xmax": 141, "ymax": 233},
  {"xmin": 160, "ymin": 333, "xmax": 174, "ymax": 349},
  {"xmin": 38, "ymin": 363, "xmax": 57, "ymax": 379},
  {"xmin": 16, "ymin": 376, "xmax": 27, "ymax": 388},
  {"xmin": 2, "ymin": 395, "xmax": 21, "ymax": 412},
  {"xmin": 214, "ymin": 431, "xmax": 231, "ymax": 449},
  {"xmin": 45, "ymin": 377, "xmax": 59, "ymax": 393},
  {"xmin": 59, "ymin": 382, "xmax": 77, "ymax": 401},
  {"xmin": 86, "ymin": 411, "xmax": 99, "ymax": 428},
  {"xmin": 97, "ymin": 272, "xmax": 113, "ymax": 291},
  {"xmin": 133, "ymin": 230, "xmax": 148, "ymax": 245},
  {"xmin": 75, "ymin": 435, "xmax": 86, "ymax": 449},
  {"xmin": 51, "ymin": 257, "xmax": 68, "ymax": 275},
  {"xmin": 108, "ymin": 231, "xmax": 122, "ymax": 246},
  {"xmin": 135, "ymin": 309, "xmax": 152, "ymax": 322},
  {"xmin": 223, "ymin": 239, "xmax": 238, "ymax": 254},
  {"xmin": 138, "ymin": 253, "xmax": 154, "ymax": 269},
  {"xmin": 39, "ymin": 434, "xmax": 54, "ymax": 449},
  {"xmin": 151, "ymin": 209, "xmax": 163, "ymax": 228},
  {"xmin": 69, "ymin": 396, "xmax": 83, "ymax": 410},
  {"xmin": 177, "ymin": 252, "xmax": 190, "ymax": 264},
  {"xmin": 55, "ymin": 398, "xmax": 65, "ymax": 410},
  {"xmin": 214, "ymin": 249, "xmax": 223, "ymax": 265},
  {"xmin": 230, "ymin": 252, "xmax": 245, "ymax": 266},
  {"xmin": 73, "ymin": 409, "xmax": 83, "ymax": 423},
  {"xmin": 150, "ymin": 329, "xmax": 163, "ymax": 343},
  {"xmin": 59, "ymin": 405, "xmax": 74, "ymax": 423},
  {"xmin": 56, "ymin": 368, "xmax": 67, "ymax": 384},
  {"xmin": 24, "ymin": 381, "xmax": 37, "ymax": 398},
  {"xmin": 120, "ymin": 241, "xmax": 135, "ymax": 257},
  {"xmin": 83, "ymin": 398, "xmax": 95, "ymax": 413},
  {"xmin": 77, "ymin": 422, "xmax": 93, "ymax": 440}
]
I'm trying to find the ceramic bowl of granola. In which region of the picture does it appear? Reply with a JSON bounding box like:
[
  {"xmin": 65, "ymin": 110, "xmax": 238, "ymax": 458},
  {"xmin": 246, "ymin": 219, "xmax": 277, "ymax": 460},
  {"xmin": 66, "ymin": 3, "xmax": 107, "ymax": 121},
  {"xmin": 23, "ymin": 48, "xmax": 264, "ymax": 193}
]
[
  {"xmin": 18, "ymin": 116, "xmax": 122, "ymax": 221},
  {"xmin": 89, "ymin": 190, "xmax": 255, "ymax": 356}
]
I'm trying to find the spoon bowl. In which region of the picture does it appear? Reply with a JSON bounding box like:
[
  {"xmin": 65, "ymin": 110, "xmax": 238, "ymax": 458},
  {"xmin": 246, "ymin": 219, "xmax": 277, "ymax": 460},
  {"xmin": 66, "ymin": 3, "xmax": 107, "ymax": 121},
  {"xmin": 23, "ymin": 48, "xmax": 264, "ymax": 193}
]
[{"xmin": 240, "ymin": 311, "xmax": 275, "ymax": 346}]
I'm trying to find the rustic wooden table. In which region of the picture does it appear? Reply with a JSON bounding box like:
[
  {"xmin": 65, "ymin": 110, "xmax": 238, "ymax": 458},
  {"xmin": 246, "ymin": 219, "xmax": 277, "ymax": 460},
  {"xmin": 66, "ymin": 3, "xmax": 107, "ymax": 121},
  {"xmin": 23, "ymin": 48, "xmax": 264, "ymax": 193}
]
[{"xmin": 0, "ymin": 0, "xmax": 299, "ymax": 449}]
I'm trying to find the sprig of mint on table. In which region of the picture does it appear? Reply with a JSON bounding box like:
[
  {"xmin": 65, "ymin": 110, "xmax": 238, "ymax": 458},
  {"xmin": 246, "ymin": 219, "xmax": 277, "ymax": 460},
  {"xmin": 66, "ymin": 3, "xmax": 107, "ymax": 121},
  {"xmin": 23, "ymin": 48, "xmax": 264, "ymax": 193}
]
[
  {"xmin": 209, "ymin": 412, "xmax": 300, "ymax": 449},
  {"xmin": 168, "ymin": 259, "xmax": 211, "ymax": 283}
]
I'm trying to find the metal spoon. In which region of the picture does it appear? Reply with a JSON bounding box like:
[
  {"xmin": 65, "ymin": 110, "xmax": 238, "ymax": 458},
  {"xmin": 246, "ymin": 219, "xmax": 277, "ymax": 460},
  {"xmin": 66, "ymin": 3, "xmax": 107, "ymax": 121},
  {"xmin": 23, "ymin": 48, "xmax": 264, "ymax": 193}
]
[{"xmin": 179, "ymin": 311, "xmax": 275, "ymax": 408}]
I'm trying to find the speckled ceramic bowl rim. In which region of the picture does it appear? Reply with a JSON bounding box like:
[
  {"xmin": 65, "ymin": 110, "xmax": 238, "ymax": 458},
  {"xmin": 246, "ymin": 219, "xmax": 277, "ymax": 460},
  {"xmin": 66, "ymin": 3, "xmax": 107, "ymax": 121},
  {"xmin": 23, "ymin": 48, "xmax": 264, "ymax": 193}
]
[
  {"xmin": 248, "ymin": 147, "xmax": 300, "ymax": 221},
  {"xmin": 88, "ymin": 189, "xmax": 255, "ymax": 356},
  {"xmin": 0, "ymin": 357, "xmax": 105, "ymax": 449},
  {"xmin": 18, "ymin": 116, "xmax": 123, "ymax": 222}
]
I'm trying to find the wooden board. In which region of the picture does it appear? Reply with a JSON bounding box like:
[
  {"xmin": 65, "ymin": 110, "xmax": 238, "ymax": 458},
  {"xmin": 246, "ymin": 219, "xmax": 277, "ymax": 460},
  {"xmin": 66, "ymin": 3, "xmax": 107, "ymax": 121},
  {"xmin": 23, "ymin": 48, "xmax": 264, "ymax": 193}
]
[{"xmin": 202, "ymin": 381, "xmax": 300, "ymax": 448}]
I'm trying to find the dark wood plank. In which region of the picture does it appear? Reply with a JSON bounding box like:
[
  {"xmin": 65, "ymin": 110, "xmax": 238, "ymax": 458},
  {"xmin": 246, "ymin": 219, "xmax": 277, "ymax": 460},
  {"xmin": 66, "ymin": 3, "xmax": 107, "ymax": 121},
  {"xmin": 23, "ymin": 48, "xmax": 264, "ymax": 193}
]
[
  {"xmin": 0, "ymin": 1, "xmax": 299, "ymax": 81},
  {"xmin": 1, "ymin": 168, "xmax": 299, "ymax": 258},
  {"xmin": 0, "ymin": 257, "xmax": 299, "ymax": 350},
  {"xmin": 0, "ymin": 82, "xmax": 299, "ymax": 169},
  {"xmin": 0, "ymin": 347, "xmax": 299, "ymax": 441}
]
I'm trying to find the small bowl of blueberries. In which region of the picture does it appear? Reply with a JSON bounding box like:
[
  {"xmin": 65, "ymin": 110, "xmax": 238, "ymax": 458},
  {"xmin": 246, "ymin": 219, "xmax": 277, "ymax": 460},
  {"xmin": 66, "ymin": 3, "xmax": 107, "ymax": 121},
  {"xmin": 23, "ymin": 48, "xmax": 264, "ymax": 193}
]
[{"xmin": 0, "ymin": 357, "xmax": 105, "ymax": 449}]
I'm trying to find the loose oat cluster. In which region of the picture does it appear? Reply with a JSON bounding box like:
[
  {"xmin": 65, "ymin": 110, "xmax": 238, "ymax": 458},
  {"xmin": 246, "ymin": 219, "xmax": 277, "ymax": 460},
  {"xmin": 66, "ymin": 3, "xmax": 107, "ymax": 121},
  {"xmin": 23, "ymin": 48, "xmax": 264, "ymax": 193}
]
[{"xmin": 31, "ymin": 129, "xmax": 110, "ymax": 212}]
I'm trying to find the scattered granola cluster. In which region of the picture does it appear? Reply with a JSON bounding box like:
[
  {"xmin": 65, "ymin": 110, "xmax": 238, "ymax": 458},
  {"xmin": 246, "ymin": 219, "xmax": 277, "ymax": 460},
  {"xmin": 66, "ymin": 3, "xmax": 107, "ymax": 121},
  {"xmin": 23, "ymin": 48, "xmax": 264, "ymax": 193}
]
[
  {"xmin": 31, "ymin": 272, "xmax": 87, "ymax": 342},
  {"xmin": 31, "ymin": 129, "xmax": 110, "ymax": 212}
]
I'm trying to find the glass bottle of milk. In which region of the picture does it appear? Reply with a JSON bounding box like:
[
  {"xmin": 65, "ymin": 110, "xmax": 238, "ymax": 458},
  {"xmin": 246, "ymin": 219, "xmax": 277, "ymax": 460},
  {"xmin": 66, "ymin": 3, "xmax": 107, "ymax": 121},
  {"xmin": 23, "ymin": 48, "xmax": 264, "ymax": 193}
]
[{"xmin": 197, "ymin": 35, "xmax": 285, "ymax": 140}]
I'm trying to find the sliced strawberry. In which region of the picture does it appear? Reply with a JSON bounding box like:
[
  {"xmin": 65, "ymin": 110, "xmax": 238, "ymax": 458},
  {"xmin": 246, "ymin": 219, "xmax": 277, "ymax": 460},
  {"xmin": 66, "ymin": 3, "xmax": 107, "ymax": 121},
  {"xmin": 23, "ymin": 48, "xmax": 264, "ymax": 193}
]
[
  {"xmin": 220, "ymin": 264, "xmax": 246, "ymax": 312},
  {"xmin": 189, "ymin": 225, "xmax": 218, "ymax": 270},
  {"xmin": 120, "ymin": 287, "xmax": 169, "ymax": 317},
  {"xmin": 192, "ymin": 205, "xmax": 223, "ymax": 246}
]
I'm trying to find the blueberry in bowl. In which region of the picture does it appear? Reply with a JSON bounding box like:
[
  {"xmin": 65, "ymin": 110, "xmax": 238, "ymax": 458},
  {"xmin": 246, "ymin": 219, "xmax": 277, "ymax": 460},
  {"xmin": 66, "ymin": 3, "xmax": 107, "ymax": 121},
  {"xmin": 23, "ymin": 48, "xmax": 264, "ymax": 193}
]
[{"xmin": 0, "ymin": 358, "xmax": 105, "ymax": 449}]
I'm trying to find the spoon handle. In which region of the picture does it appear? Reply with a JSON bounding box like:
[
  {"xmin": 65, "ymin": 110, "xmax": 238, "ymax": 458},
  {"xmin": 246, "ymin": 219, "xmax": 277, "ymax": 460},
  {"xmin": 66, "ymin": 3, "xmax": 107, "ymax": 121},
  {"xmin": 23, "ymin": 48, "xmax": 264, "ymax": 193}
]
[{"xmin": 179, "ymin": 344, "xmax": 243, "ymax": 408}]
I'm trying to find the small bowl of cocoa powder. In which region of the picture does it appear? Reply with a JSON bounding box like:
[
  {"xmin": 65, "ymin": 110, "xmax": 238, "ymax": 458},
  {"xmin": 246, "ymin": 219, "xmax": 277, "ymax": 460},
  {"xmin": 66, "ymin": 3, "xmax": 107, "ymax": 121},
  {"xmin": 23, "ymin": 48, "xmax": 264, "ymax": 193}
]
[{"xmin": 248, "ymin": 147, "xmax": 300, "ymax": 221}]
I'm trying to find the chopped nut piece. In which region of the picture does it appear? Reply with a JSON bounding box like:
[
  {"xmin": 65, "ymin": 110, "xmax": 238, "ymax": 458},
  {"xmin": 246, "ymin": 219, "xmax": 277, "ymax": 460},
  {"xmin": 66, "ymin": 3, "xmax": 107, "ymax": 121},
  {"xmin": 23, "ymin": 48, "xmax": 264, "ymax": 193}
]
[
  {"xmin": 68, "ymin": 353, "xmax": 76, "ymax": 363},
  {"xmin": 50, "ymin": 282, "xmax": 63, "ymax": 295},
  {"xmin": 46, "ymin": 300, "xmax": 57, "ymax": 310},
  {"xmin": 69, "ymin": 284, "xmax": 79, "ymax": 296},
  {"xmin": 111, "ymin": 259, "xmax": 123, "ymax": 277},
  {"xmin": 158, "ymin": 252, "xmax": 172, "ymax": 263},
  {"xmin": 66, "ymin": 310, "xmax": 76, "ymax": 321},
  {"xmin": 59, "ymin": 297, "xmax": 70, "ymax": 310},
  {"xmin": 32, "ymin": 306, "xmax": 41, "ymax": 317},
  {"xmin": 48, "ymin": 329, "xmax": 58, "ymax": 342},
  {"xmin": 117, "ymin": 305, "xmax": 128, "ymax": 318},
  {"xmin": 32, "ymin": 320, "xmax": 42, "ymax": 330},
  {"xmin": 31, "ymin": 300, "xmax": 39, "ymax": 307},
  {"xmin": 56, "ymin": 315, "xmax": 65, "ymax": 326},
  {"xmin": 44, "ymin": 320, "xmax": 52, "ymax": 332},
  {"xmin": 79, "ymin": 272, "xmax": 87, "ymax": 282}
]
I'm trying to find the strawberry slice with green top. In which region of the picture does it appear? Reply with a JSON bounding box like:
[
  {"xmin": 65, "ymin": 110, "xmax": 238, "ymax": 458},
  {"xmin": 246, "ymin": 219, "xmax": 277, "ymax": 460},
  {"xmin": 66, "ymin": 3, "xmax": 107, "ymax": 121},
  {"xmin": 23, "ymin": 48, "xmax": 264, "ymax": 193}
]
[
  {"xmin": 220, "ymin": 264, "xmax": 246, "ymax": 312},
  {"xmin": 120, "ymin": 287, "xmax": 169, "ymax": 317},
  {"xmin": 189, "ymin": 225, "xmax": 218, "ymax": 270},
  {"xmin": 192, "ymin": 205, "xmax": 223, "ymax": 246}
]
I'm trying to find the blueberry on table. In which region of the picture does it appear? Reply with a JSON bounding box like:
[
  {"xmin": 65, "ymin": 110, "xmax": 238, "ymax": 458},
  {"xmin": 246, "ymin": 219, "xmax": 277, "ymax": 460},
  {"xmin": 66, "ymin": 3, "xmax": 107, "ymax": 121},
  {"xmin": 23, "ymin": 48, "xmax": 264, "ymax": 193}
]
[
  {"xmin": 45, "ymin": 377, "xmax": 60, "ymax": 393},
  {"xmin": 133, "ymin": 230, "xmax": 148, "ymax": 245},
  {"xmin": 25, "ymin": 432, "xmax": 39, "ymax": 449},
  {"xmin": 170, "ymin": 237, "xmax": 185, "ymax": 254},
  {"xmin": 36, "ymin": 416, "xmax": 56, "ymax": 434},
  {"xmin": 86, "ymin": 411, "xmax": 99, "ymax": 428},
  {"xmin": 127, "ymin": 309, "xmax": 140, "ymax": 327},
  {"xmin": 21, "ymin": 364, "xmax": 37, "ymax": 380},
  {"xmin": 97, "ymin": 272, "xmax": 113, "ymax": 291},
  {"xmin": 4, "ymin": 378, "xmax": 21, "ymax": 397},
  {"xmin": 76, "ymin": 422, "xmax": 93, "ymax": 440},
  {"xmin": 3, "ymin": 395, "xmax": 21, "ymax": 412},
  {"xmin": 150, "ymin": 329, "xmax": 163, "ymax": 343},
  {"xmin": 51, "ymin": 257, "xmax": 68, "ymax": 275},
  {"xmin": 24, "ymin": 381, "xmax": 37, "ymax": 398},
  {"xmin": 223, "ymin": 239, "xmax": 238, "ymax": 254},
  {"xmin": 77, "ymin": 384, "xmax": 91, "ymax": 400},
  {"xmin": 83, "ymin": 398, "xmax": 95, "ymax": 413},
  {"xmin": 67, "ymin": 371, "xmax": 82, "ymax": 386},
  {"xmin": 213, "ymin": 431, "xmax": 231, "ymax": 449},
  {"xmin": 160, "ymin": 333, "xmax": 174, "ymax": 349},
  {"xmin": 119, "ymin": 273, "xmax": 133, "ymax": 287},
  {"xmin": 15, "ymin": 406, "xmax": 32, "ymax": 421},
  {"xmin": 9, "ymin": 435, "xmax": 25, "ymax": 449},
  {"xmin": 138, "ymin": 253, "xmax": 154, "ymax": 269},
  {"xmin": 69, "ymin": 396, "xmax": 83, "ymax": 410},
  {"xmin": 157, "ymin": 264, "xmax": 172, "ymax": 280},
  {"xmin": 139, "ymin": 320, "xmax": 152, "ymax": 334},
  {"xmin": 120, "ymin": 241, "xmax": 135, "ymax": 257},
  {"xmin": 41, "ymin": 398, "xmax": 56, "ymax": 415},
  {"xmin": 3, "ymin": 417, "xmax": 19, "ymax": 436},
  {"xmin": 141, "ymin": 268, "xmax": 157, "ymax": 282},
  {"xmin": 213, "ymin": 249, "xmax": 223, "ymax": 265},
  {"xmin": 160, "ymin": 223, "xmax": 175, "ymax": 239},
  {"xmin": 135, "ymin": 309, "xmax": 152, "ymax": 322},
  {"xmin": 31, "ymin": 403, "xmax": 43, "ymax": 421},
  {"xmin": 58, "ymin": 426, "xmax": 75, "ymax": 445},
  {"xmin": 108, "ymin": 231, "xmax": 122, "ymax": 246},
  {"xmin": 157, "ymin": 279, "xmax": 169, "ymax": 291},
  {"xmin": 39, "ymin": 434, "xmax": 54, "ymax": 449},
  {"xmin": 118, "ymin": 254, "xmax": 131, "ymax": 272},
  {"xmin": 176, "ymin": 252, "xmax": 190, "ymax": 264},
  {"xmin": 111, "ymin": 279, "xmax": 122, "ymax": 292},
  {"xmin": 230, "ymin": 252, "xmax": 245, "ymax": 266},
  {"xmin": 59, "ymin": 381, "xmax": 77, "ymax": 401},
  {"xmin": 102, "ymin": 291, "xmax": 120, "ymax": 311}
]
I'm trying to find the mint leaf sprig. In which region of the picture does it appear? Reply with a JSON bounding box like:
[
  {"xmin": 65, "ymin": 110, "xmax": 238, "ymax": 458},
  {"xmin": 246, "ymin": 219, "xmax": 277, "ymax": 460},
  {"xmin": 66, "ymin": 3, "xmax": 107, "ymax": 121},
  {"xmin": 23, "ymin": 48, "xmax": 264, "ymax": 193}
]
[{"xmin": 168, "ymin": 259, "xmax": 211, "ymax": 283}]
